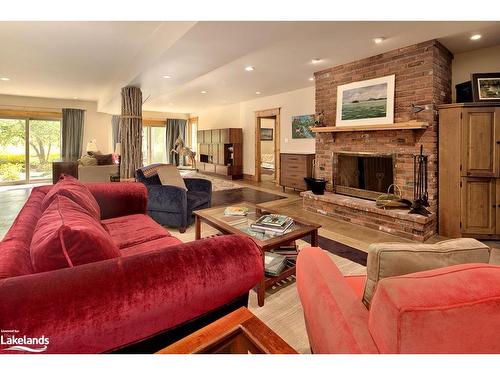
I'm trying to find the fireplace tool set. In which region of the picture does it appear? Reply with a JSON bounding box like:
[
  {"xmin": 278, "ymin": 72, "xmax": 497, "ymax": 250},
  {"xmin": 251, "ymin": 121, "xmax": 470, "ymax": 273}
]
[{"xmin": 409, "ymin": 145, "xmax": 432, "ymax": 217}]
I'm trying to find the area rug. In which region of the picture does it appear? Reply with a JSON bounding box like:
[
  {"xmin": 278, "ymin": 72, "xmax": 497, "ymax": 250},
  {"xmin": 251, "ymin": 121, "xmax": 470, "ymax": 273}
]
[
  {"xmin": 302, "ymin": 234, "xmax": 368, "ymax": 266},
  {"xmin": 179, "ymin": 170, "xmax": 240, "ymax": 191}
]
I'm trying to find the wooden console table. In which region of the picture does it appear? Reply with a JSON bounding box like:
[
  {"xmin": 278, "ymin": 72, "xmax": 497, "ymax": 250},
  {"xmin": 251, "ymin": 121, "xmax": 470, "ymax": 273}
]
[
  {"xmin": 52, "ymin": 159, "xmax": 78, "ymax": 183},
  {"xmin": 157, "ymin": 307, "xmax": 297, "ymax": 354}
]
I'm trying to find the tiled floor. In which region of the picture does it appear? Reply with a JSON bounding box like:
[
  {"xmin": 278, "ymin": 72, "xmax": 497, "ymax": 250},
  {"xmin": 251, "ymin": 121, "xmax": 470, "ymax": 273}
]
[{"xmin": 0, "ymin": 177, "xmax": 420, "ymax": 353}]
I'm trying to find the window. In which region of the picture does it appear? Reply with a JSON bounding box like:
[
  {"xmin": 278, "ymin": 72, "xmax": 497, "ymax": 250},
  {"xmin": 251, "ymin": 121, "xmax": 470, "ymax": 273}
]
[
  {"xmin": 0, "ymin": 116, "xmax": 61, "ymax": 184},
  {"xmin": 142, "ymin": 123, "xmax": 167, "ymax": 166},
  {"xmin": 190, "ymin": 118, "xmax": 198, "ymax": 154}
]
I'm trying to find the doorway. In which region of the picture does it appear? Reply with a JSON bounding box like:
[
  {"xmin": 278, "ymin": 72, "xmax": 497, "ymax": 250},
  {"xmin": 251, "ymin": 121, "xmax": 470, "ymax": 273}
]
[{"xmin": 254, "ymin": 108, "xmax": 280, "ymax": 184}]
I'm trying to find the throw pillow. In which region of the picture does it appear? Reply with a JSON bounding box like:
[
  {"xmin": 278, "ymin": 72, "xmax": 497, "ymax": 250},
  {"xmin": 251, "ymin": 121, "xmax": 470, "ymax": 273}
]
[
  {"xmin": 362, "ymin": 238, "xmax": 491, "ymax": 308},
  {"xmin": 89, "ymin": 151, "xmax": 114, "ymax": 165},
  {"xmin": 41, "ymin": 174, "xmax": 101, "ymax": 220},
  {"xmin": 30, "ymin": 195, "xmax": 120, "ymax": 273},
  {"xmin": 157, "ymin": 164, "xmax": 187, "ymax": 191},
  {"xmin": 78, "ymin": 154, "xmax": 98, "ymax": 166}
]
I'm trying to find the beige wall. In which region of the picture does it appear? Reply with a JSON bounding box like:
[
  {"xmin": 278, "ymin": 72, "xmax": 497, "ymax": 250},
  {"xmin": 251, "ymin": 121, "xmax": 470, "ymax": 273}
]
[
  {"xmin": 193, "ymin": 86, "xmax": 314, "ymax": 175},
  {"xmin": 452, "ymin": 44, "xmax": 500, "ymax": 102},
  {"xmin": 260, "ymin": 118, "xmax": 275, "ymax": 156}
]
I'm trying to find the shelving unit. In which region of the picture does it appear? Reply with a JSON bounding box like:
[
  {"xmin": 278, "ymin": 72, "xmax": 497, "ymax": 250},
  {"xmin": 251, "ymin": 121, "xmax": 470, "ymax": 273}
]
[{"xmin": 197, "ymin": 128, "xmax": 243, "ymax": 179}]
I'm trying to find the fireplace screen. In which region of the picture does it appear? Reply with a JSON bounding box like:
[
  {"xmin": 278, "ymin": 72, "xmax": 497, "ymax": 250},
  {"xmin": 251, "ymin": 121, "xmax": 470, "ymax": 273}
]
[{"xmin": 335, "ymin": 153, "xmax": 394, "ymax": 200}]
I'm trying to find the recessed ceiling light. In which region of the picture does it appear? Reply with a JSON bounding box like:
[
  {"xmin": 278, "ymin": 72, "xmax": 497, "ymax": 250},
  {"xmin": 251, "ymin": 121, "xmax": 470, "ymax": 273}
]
[
  {"xmin": 470, "ymin": 34, "xmax": 482, "ymax": 41},
  {"xmin": 309, "ymin": 77, "xmax": 314, "ymax": 81},
  {"xmin": 311, "ymin": 58, "xmax": 322, "ymax": 64},
  {"xmin": 200, "ymin": 90, "xmax": 207, "ymax": 94},
  {"xmin": 255, "ymin": 91, "xmax": 261, "ymax": 95},
  {"xmin": 73, "ymin": 96, "xmax": 78, "ymax": 99},
  {"xmin": 373, "ymin": 37, "xmax": 385, "ymax": 44},
  {"xmin": 162, "ymin": 75, "xmax": 172, "ymax": 79},
  {"xmin": 245, "ymin": 66, "xmax": 255, "ymax": 71},
  {"xmin": 0, "ymin": 77, "xmax": 10, "ymax": 81}
]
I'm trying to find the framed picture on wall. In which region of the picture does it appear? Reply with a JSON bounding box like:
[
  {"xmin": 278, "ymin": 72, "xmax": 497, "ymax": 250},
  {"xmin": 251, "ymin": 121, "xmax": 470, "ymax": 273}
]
[
  {"xmin": 336, "ymin": 74, "xmax": 395, "ymax": 126},
  {"xmin": 291, "ymin": 114, "xmax": 315, "ymax": 139},
  {"xmin": 471, "ymin": 72, "xmax": 500, "ymax": 102},
  {"xmin": 260, "ymin": 128, "xmax": 273, "ymax": 140}
]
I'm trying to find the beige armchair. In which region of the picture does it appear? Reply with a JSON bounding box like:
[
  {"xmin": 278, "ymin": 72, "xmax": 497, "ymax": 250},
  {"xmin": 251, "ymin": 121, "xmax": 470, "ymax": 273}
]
[{"xmin": 78, "ymin": 164, "xmax": 119, "ymax": 183}]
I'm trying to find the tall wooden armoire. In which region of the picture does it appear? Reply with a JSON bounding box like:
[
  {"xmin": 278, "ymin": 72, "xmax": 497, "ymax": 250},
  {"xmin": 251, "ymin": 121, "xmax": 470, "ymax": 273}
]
[{"xmin": 439, "ymin": 103, "xmax": 500, "ymax": 238}]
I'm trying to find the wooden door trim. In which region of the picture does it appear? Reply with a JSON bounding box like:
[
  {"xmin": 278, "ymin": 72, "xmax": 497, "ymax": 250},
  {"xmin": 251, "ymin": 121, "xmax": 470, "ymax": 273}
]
[{"xmin": 254, "ymin": 108, "xmax": 281, "ymax": 184}]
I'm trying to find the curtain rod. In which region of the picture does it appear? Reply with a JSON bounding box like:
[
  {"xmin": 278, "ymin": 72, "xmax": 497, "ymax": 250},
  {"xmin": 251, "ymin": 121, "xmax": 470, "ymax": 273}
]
[{"xmin": 0, "ymin": 104, "xmax": 86, "ymax": 112}]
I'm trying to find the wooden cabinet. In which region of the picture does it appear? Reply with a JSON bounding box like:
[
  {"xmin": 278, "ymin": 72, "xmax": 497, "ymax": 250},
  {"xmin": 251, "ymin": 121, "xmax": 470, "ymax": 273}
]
[
  {"xmin": 439, "ymin": 103, "xmax": 500, "ymax": 239},
  {"xmin": 461, "ymin": 108, "xmax": 499, "ymax": 177},
  {"xmin": 280, "ymin": 153, "xmax": 315, "ymax": 191},
  {"xmin": 197, "ymin": 130, "xmax": 204, "ymax": 144},
  {"xmin": 460, "ymin": 178, "xmax": 496, "ymax": 235},
  {"xmin": 211, "ymin": 129, "xmax": 220, "ymax": 143},
  {"xmin": 197, "ymin": 128, "xmax": 243, "ymax": 179}
]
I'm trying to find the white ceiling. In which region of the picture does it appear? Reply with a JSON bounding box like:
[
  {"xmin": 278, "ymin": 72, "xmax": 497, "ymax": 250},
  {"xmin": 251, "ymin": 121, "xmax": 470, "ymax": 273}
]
[{"xmin": 0, "ymin": 21, "xmax": 499, "ymax": 114}]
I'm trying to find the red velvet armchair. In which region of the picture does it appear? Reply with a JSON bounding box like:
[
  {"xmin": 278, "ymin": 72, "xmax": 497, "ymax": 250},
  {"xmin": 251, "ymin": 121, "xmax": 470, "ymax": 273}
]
[
  {"xmin": 297, "ymin": 247, "xmax": 500, "ymax": 354},
  {"xmin": 0, "ymin": 181, "xmax": 263, "ymax": 354}
]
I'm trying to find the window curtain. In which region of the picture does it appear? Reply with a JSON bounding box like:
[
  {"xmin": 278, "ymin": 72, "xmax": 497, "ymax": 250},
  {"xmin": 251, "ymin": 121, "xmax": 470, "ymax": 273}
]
[
  {"xmin": 166, "ymin": 119, "xmax": 187, "ymax": 166},
  {"xmin": 61, "ymin": 108, "xmax": 85, "ymax": 160},
  {"xmin": 111, "ymin": 115, "xmax": 121, "ymax": 150},
  {"xmin": 120, "ymin": 86, "xmax": 143, "ymax": 179}
]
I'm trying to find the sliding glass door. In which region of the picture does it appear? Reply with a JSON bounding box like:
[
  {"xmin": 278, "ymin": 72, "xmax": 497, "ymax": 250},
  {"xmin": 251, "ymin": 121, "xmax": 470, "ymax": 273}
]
[
  {"xmin": 0, "ymin": 118, "xmax": 27, "ymax": 183},
  {"xmin": 142, "ymin": 125, "xmax": 167, "ymax": 166},
  {"xmin": 0, "ymin": 117, "xmax": 61, "ymax": 184},
  {"xmin": 28, "ymin": 119, "xmax": 61, "ymax": 181}
]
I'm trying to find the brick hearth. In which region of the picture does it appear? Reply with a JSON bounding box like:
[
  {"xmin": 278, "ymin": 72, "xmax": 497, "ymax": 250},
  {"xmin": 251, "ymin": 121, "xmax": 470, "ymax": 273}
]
[
  {"xmin": 301, "ymin": 191, "xmax": 436, "ymax": 242},
  {"xmin": 311, "ymin": 39, "xmax": 453, "ymax": 239}
]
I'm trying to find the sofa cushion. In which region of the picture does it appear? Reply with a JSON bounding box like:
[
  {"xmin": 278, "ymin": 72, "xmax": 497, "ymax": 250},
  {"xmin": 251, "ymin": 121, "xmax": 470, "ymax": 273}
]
[
  {"xmin": 362, "ymin": 238, "xmax": 491, "ymax": 307},
  {"xmin": 119, "ymin": 235, "xmax": 183, "ymax": 257},
  {"xmin": 41, "ymin": 174, "xmax": 101, "ymax": 220},
  {"xmin": 101, "ymin": 214, "xmax": 172, "ymax": 249},
  {"xmin": 30, "ymin": 195, "xmax": 120, "ymax": 273},
  {"xmin": 157, "ymin": 164, "xmax": 187, "ymax": 191},
  {"xmin": 368, "ymin": 263, "xmax": 500, "ymax": 353}
]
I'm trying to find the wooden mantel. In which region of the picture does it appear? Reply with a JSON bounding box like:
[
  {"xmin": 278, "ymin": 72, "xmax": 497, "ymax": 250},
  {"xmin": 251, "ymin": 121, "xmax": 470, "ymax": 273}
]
[{"xmin": 311, "ymin": 121, "xmax": 429, "ymax": 133}]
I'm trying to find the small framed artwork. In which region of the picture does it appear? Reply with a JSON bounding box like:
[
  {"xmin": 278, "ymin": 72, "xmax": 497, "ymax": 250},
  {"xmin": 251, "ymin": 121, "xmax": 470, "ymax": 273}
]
[
  {"xmin": 291, "ymin": 115, "xmax": 315, "ymax": 139},
  {"xmin": 471, "ymin": 73, "xmax": 500, "ymax": 102},
  {"xmin": 260, "ymin": 128, "xmax": 273, "ymax": 141},
  {"xmin": 336, "ymin": 74, "xmax": 395, "ymax": 126}
]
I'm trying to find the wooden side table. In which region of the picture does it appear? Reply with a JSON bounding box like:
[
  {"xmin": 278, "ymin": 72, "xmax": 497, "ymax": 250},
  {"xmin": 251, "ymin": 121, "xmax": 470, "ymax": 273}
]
[
  {"xmin": 157, "ymin": 307, "xmax": 297, "ymax": 354},
  {"xmin": 52, "ymin": 159, "xmax": 78, "ymax": 183}
]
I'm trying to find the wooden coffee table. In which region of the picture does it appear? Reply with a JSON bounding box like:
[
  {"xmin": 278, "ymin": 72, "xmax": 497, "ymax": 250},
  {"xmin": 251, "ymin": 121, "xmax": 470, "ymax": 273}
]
[
  {"xmin": 157, "ymin": 307, "xmax": 297, "ymax": 354},
  {"xmin": 193, "ymin": 202, "xmax": 320, "ymax": 306}
]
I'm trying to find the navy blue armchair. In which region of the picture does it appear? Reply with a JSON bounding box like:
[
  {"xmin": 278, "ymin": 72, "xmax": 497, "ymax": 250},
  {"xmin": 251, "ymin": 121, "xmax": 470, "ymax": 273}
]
[{"xmin": 135, "ymin": 164, "xmax": 212, "ymax": 233}]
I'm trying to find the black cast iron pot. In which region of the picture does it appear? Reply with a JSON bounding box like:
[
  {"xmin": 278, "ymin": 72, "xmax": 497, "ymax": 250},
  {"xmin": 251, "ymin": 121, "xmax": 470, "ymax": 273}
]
[{"xmin": 304, "ymin": 177, "xmax": 327, "ymax": 195}]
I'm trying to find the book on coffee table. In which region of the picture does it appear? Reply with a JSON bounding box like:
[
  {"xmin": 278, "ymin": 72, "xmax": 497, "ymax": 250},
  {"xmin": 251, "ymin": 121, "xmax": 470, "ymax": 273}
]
[
  {"xmin": 264, "ymin": 252, "xmax": 287, "ymax": 276},
  {"xmin": 224, "ymin": 206, "xmax": 249, "ymax": 216}
]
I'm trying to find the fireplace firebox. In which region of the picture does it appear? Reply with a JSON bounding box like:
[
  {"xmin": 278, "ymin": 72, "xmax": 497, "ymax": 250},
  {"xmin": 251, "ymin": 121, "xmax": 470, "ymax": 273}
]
[{"xmin": 334, "ymin": 152, "xmax": 395, "ymax": 200}]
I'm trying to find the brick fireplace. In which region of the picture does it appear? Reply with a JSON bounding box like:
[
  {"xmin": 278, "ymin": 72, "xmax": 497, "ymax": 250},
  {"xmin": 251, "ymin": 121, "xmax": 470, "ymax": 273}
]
[{"xmin": 302, "ymin": 40, "xmax": 453, "ymax": 241}]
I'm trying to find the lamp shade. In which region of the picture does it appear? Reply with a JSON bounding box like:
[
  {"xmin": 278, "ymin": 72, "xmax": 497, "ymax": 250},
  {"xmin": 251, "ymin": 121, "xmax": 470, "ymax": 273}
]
[
  {"xmin": 114, "ymin": 142, "xmax": 121, "ymax": 155},
  {"xmin": 86, "ymin": 140, "xmax": 98, "ymax": 153}
]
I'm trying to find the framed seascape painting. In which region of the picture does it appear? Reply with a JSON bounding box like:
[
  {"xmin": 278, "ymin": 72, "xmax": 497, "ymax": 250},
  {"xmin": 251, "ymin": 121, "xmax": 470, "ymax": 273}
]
[
  {"xmin": 336, "ymin": 74, "xmax": 395, "ymax": 126},
  {"xmin": 471, "ymin": 73, "xmax": 500, "ymax": 102},
  {"xmin": 291, "ymin": 114, "xmax": 315, "ymax": 139}
]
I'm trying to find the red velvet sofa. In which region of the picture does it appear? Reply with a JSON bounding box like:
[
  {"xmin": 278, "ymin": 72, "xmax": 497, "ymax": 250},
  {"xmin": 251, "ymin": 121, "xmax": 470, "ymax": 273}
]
[
  {"xmin": 297, "ymin": 247, "xmax": 500, "ymax": 354},
  {"xmin": 0, "ymin": 180, "xmax": 263, "ymax": 354}
]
